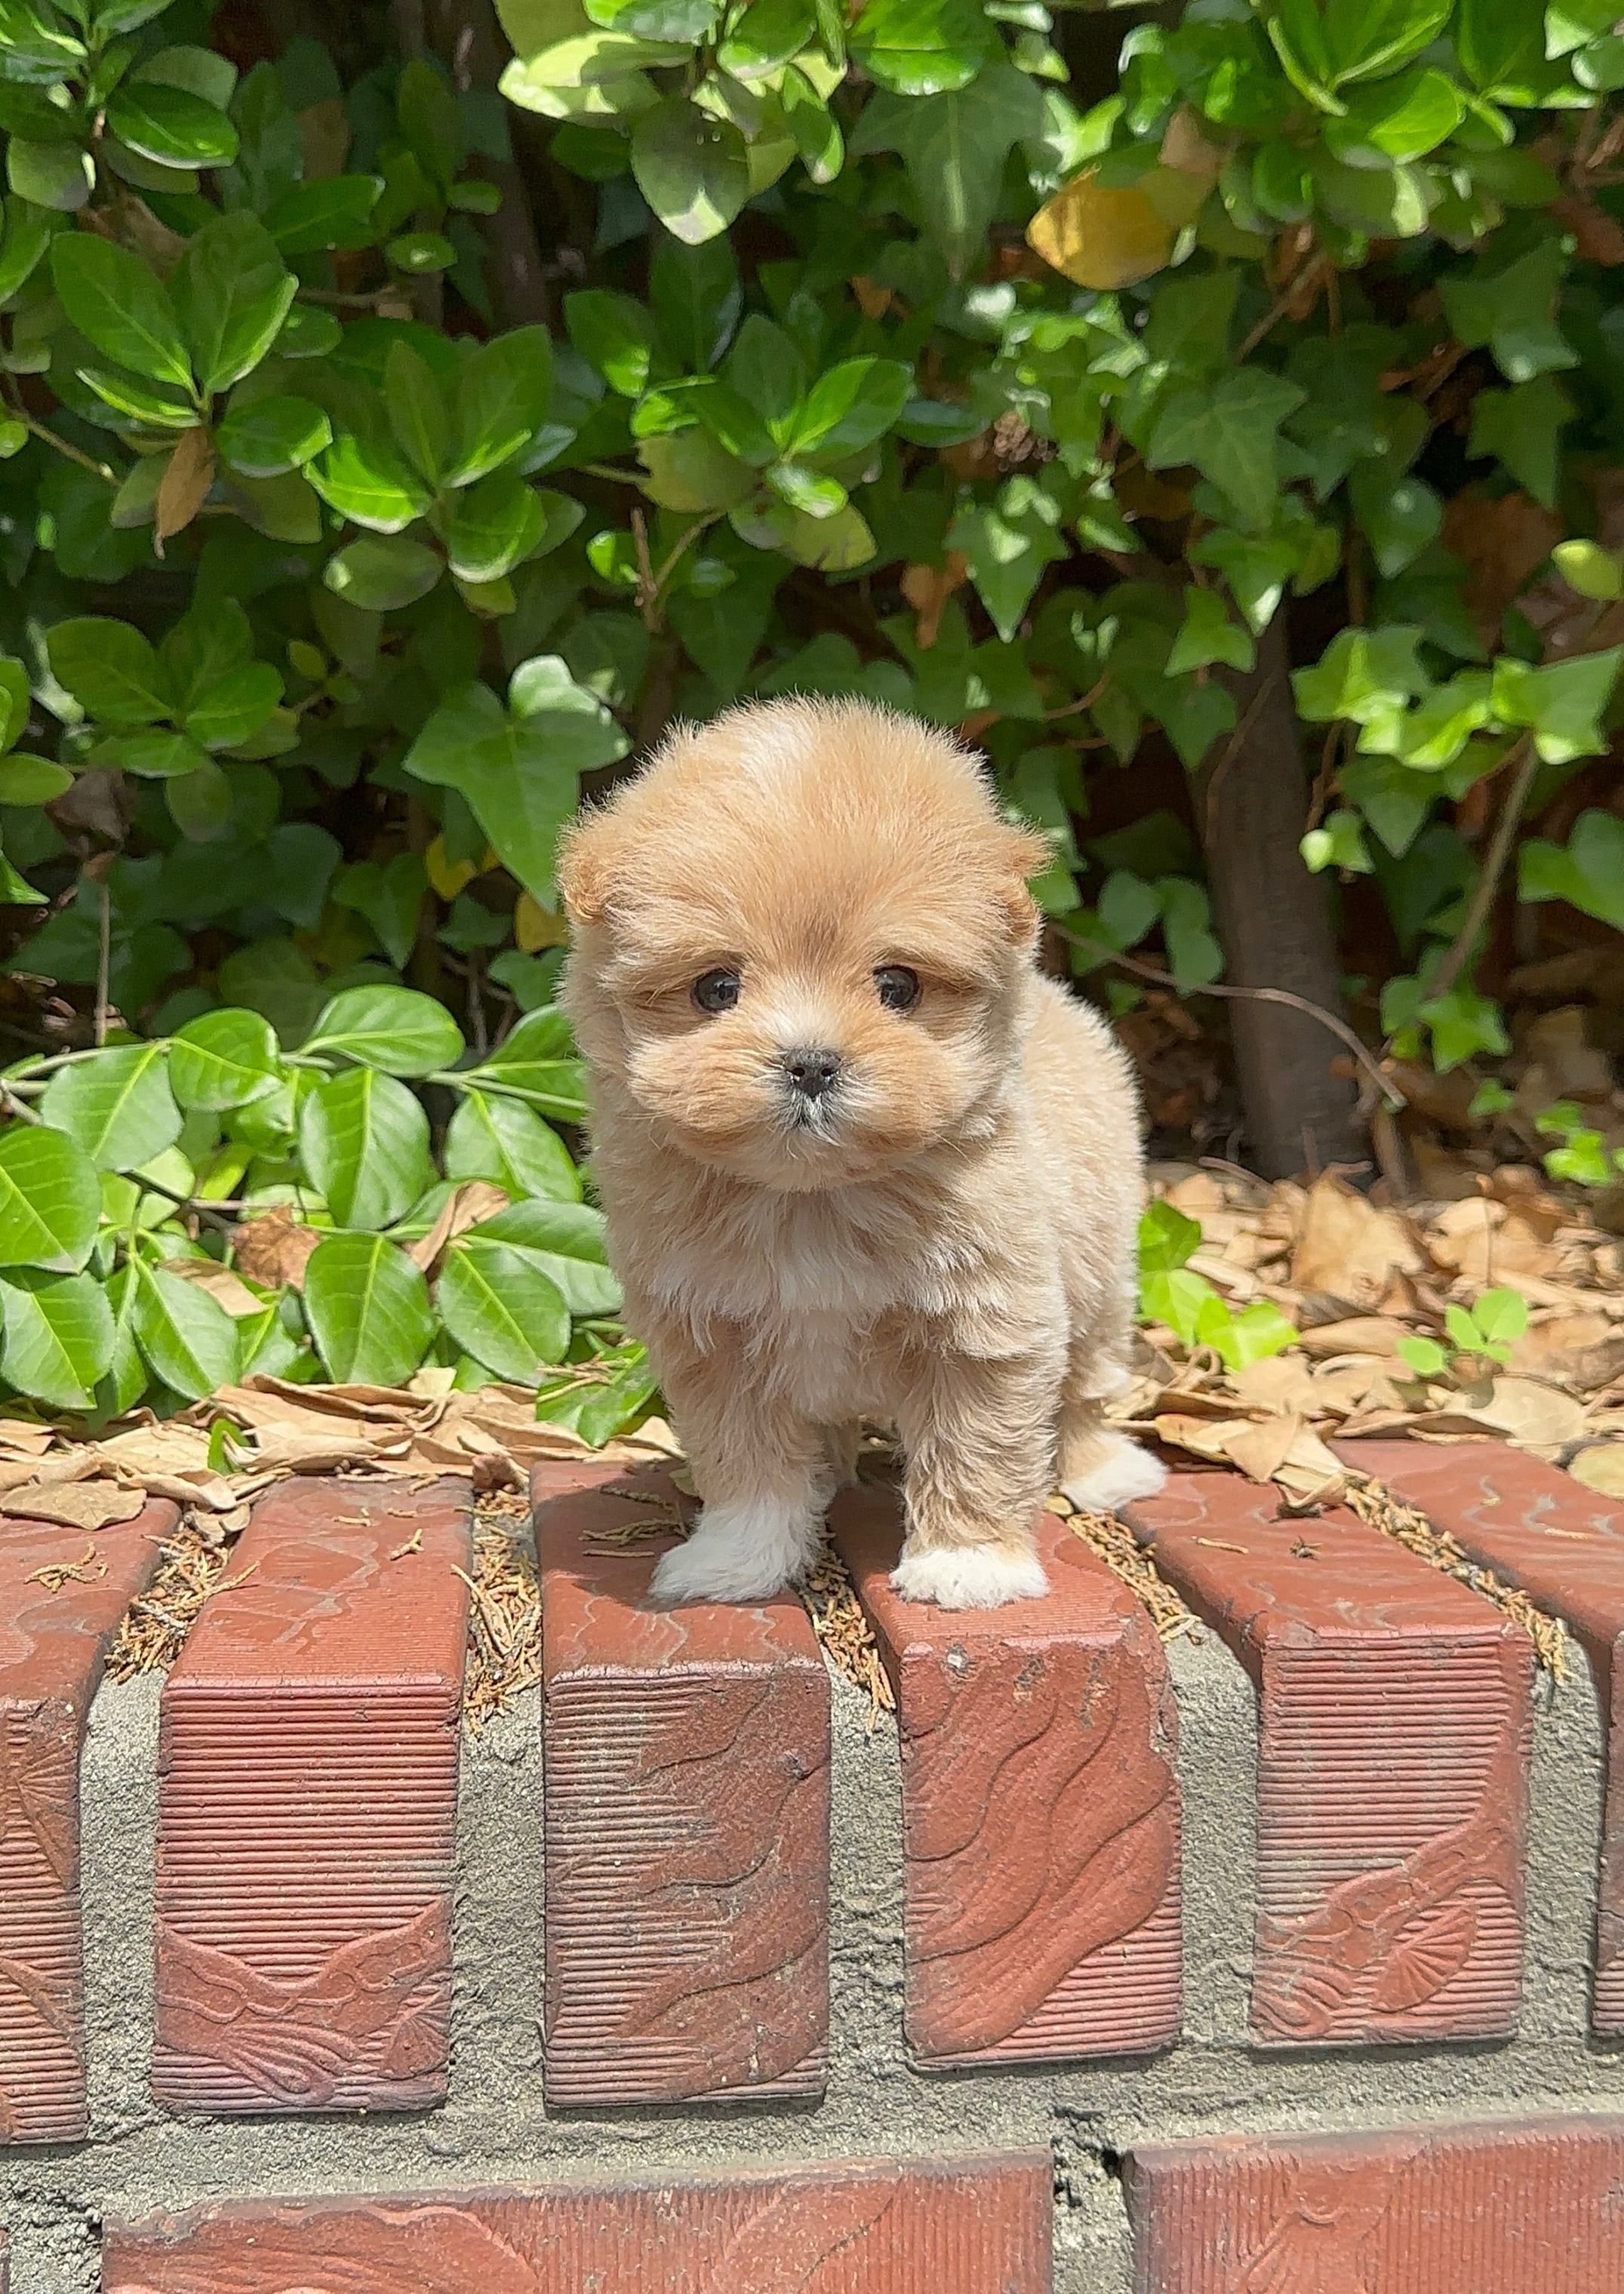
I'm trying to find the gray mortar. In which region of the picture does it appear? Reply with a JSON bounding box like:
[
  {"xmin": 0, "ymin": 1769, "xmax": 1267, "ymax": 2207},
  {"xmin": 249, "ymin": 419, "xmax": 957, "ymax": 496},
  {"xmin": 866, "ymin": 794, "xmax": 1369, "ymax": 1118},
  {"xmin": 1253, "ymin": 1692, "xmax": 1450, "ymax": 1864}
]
[{"xmin": 4, "ymin": 1618, "xmax": 1623, "ymax": 2293}]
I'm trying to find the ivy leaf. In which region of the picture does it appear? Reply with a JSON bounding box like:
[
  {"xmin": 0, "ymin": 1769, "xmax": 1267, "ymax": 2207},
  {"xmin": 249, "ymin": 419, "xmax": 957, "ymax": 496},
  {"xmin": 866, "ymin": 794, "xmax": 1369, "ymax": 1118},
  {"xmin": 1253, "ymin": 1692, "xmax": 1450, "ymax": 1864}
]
[
  {"xmin": 850, "ymin": 60, "xmax": 1044, "ymax": 278},
  {"xmin": 436, "ymin": 1235, "xmax": 571, "ymax": 1380},
  {"xmin": 50, "ymin": 233, "xmax": 193, "ymax": 392},
  {"xmin": 1520, "ymin": 808, "xmax": 1624, "ymax": 929},
  {"xmin": 849, "ymin": 0, "xmax": 999, "ymax": 96},
  {"xmin": 1467, "ymin": 375, "xmax": 1573, "ymax": 510},
  {"xmin": 1492, "ymin": 647, "xmax": 1623, "ymax": 762},
  {"xmin": 951, "ymin": 475, "xmax": 1071, "ymax": 644},
  {"xmin": 41, "ymin": 1045, "xmax": 183, "ymax": 1174},
  {"xmin": 1139, "ymin": 1198, "xmax": 1202, "ymax": 1273},
  {"xmin": 0, "ymin": 1123, "xmax": 100, "ymax": 1273},
  {"xmin": 304, "ymin": 1232, "xmax": 433, "ymax": 1386},
  {"xmin": 1441, "ymin": 240, "xmax": 1578, "ymax": 384},
  {"xmin": 299, "ymin": 1066, "xmax": 433, "ymax": 1230},
  {"xmin": 0, "ymin": 1268, "xmax": 114, "ymax": 1411},
  {"xmin": 1348, "ymin": 465, "xmax": 1442, "ymax": 578},
  {"xmin": 332, "ymin": 853, "xmax": 428, "ymax": 972},
  {"xmin": 632, "ymin": 97, "xmax": 751, "ymax": 245},
  {"xmin": 1166, "ymin": 586, "xmax": 1255, "ymax": 677},
  {"xmin": 1145, "ymin": 370, "xmax": 1306, "ymax": 531}
]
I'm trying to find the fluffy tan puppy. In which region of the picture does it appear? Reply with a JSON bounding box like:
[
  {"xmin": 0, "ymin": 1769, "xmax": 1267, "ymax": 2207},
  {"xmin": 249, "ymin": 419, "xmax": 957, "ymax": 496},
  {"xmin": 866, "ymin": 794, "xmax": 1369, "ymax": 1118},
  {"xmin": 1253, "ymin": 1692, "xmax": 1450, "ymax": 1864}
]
[{"xmin": 558, "ymin": 696, "xmax": 1165, "ymax": 1609}]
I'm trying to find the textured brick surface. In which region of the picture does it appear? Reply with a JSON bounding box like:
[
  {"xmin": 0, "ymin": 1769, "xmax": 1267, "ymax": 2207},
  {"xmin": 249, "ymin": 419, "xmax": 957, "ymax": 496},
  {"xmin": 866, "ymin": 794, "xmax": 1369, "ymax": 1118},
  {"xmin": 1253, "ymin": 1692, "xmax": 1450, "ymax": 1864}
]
[
  {"xmin": 153, "ymin": 1478, "xmax": 470, "ymax": 2113},
  {"xmin": 1126, "ymin": 1474, "xmax": 1533, "ymax": 2047},
  {"xmin": 834, "ymin": 1487, "xmax": 1181, "ymax": 2064},
  {"xmin": 1126, "ymin": 2113, "xmax": 1624, "ymax": 2292},
  {"xmin": 536, "ymin": 1460, "xmax": 830, "ymax": 2105},
  {"xmin": 0, "ymin": 1501, "xmax": 170, "ymax": 2144},
  {"xmin": 1345, "ymin": 1438, "xmax": 1624, "ymax": 2036},
  {"xmin": 103, "ymin": 2152, "xmax": 1052, "ymax": 2289}
]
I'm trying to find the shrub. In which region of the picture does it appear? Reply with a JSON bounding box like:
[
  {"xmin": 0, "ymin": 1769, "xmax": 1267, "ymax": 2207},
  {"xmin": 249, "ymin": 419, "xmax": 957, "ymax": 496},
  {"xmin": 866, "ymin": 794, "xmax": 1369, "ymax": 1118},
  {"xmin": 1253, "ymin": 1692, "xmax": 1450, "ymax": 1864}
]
[{"xmin": 0, "ymin": 0, "xmax": 1617, "ymax": 1418}]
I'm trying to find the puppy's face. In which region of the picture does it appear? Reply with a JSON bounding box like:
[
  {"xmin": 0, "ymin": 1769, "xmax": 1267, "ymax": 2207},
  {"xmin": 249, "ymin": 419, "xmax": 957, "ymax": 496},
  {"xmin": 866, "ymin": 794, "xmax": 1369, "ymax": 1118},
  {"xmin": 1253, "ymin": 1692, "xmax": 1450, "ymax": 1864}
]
[{"xmin": 559, "ymin": 702, "xmax": 1046, "ymax": 1192}]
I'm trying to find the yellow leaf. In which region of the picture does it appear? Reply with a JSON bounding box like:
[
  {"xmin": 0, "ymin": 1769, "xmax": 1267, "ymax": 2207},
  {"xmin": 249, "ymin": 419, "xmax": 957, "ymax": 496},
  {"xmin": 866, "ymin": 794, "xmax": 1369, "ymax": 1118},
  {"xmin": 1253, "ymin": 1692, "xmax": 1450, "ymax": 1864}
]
[
  {"xmin": 1026, "ymin": 165, "xmax": 1206, "ymax": 291},
  {"xmin": 516, "ymin": 891, "xmax": 569, "ymax": 951},
  {"xmin": 425, "ymin": 836, "xmax": 497, "ymax": 899}
]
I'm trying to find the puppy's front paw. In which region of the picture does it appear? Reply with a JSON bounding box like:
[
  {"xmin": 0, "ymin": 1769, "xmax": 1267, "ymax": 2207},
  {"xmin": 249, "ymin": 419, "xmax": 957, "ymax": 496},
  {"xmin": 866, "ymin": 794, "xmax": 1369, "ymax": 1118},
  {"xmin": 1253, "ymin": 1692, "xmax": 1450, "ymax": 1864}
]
[
  {"xmin": 649, "ymin": 1498, "xmax": 820, "ymax": 1607},
  {"xmin": 889, "ymin": 1544, "xmax": 1049, "ymax": 1611},
  {"xmin": 1062, "ymin": 1435, "xmax": 1167, "ymax": 1515}
]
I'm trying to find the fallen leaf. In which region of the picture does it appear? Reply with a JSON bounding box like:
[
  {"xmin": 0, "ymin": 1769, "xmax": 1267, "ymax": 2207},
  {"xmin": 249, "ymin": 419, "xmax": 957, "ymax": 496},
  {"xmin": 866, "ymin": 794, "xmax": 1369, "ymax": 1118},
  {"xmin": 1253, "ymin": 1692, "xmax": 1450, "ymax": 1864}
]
[
  {"xmin": 1570, "ymin": 1445, "xmax": 1624, "ymax": 1497},
  {"xmin": 160, "ymin": 1258, "xmax": 264, "ymax": 1318},
  {"xmin": 1296, "ymin": 1316, "xmax": 1411, "ymax": 1360},
  {"xmin": 1510, "ymin": 1314, "xmax": 1624, "ymax": 1392},
  {"xmin": 1290, "ymin": 1174, "xmax": 1422, "ymax": 1311},
  {"xmin": 233, "ymin": 1207, "xmax": 321, "ymax": 1292},
  {"xmin": 1226, "ymin": 1414, "xmax": 1305, "ymax": 1483},
  {"xmin": 1440, "ymin": 486, "xmax": 1563, "ymax": 642},
  {"xmin": 3, "ymin": 1480, "xmax": 146, "ymax": 1530},
  {"xmin": 901, "ymin": 551, "xmax": 969, "ymax": 651},
  {"xmin": 406, "ymin": 1182, "xmax": 510, "ymax": 1275}
]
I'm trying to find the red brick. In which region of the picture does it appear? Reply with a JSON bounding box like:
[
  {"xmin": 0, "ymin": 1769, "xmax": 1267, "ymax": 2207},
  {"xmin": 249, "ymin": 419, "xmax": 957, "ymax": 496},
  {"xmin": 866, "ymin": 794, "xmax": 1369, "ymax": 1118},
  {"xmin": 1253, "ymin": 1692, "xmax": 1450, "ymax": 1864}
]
[
  {"xmin": 1126, "ymin": 1474, "xmax": 1533, "ymax": 2047},
  {"xmin": 153, "ymin": 1478, "xmax": 470, "ymax": 2114},
  {"xmin": 536, "ymin": 1460, "xmax": 830, "ymax": 2105},
  {"xmin": 832, "ymin": 1487, "xmax": 1181, "ymax": 2064},
  {"xmin": 103, "ymin": 2152, "xmax": 1052, "ymax": 2291},
  {"xmin": 1, "ymin": 1500, "xmax": 171, "ymax": 2144},
  {"xmin": 1343, "ymin": 1438, "xmax": 1624, "ymax": 2037},
  {"xmin": 1125, "ymin": 2112, "xmax": 1624, "ymax": 2292}
]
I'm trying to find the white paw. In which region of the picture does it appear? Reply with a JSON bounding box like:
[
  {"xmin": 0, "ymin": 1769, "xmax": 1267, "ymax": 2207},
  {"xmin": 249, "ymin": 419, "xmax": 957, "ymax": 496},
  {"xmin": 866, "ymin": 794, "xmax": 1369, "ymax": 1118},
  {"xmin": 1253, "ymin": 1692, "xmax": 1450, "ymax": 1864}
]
[
  {"xmin": 1062, "ymin": 1436, "xmax": 1168, "ymax": 1515},
  {"xmin": 648, "ymin": 1497, "xmax": 820, "ymax": 1607},
  {"xmin": 889, "ymin": 1544, "xmax": 1049, "ymax": 1611}
]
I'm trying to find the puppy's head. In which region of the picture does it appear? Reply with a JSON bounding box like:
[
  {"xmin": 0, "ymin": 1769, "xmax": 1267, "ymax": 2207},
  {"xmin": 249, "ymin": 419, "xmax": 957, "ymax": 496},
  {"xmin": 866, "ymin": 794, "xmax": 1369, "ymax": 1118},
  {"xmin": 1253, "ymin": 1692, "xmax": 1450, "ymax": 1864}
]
[{"xmin": 559, "ymin": 698, "xmax": 1048, "ymax": 1191}]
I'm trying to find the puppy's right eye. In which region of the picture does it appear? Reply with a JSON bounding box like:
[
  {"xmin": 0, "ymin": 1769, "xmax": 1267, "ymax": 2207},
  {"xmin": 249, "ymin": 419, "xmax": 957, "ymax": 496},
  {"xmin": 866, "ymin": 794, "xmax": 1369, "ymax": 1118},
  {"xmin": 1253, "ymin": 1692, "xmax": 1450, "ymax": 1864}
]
[{"xmin": 692, "ymin": 969, "xmax": 741, "ymax": 1015}]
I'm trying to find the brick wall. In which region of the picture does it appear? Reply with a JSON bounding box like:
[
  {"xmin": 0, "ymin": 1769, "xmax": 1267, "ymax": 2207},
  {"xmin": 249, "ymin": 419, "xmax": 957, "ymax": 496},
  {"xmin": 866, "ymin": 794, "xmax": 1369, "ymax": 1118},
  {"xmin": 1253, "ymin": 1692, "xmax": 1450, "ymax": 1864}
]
[{"xmin": 3, "ymin": 1448, "xmax": 1624, "ymax": 2290}]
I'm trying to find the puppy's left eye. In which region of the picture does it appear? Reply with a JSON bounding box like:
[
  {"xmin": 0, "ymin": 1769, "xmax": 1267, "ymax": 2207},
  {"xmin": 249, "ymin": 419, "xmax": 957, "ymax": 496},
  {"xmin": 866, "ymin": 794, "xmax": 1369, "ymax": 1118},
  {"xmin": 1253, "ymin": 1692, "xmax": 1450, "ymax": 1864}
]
[{"xmin": 875, "ymin": 965, "xmax": 920, "ymax": 1013}]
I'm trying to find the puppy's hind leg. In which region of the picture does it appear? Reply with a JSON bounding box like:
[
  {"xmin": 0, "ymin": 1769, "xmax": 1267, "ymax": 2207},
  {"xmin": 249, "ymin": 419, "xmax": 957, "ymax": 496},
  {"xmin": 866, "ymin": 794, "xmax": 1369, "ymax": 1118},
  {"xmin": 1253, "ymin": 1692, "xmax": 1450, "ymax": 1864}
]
[
  {"xmin": 1055, "ymin": 1291, "xmax": 1166, "ymax": 1515},
  {"xmin": 650, "ymin": 1343, "xmax": 828, "ymax": 1606}
]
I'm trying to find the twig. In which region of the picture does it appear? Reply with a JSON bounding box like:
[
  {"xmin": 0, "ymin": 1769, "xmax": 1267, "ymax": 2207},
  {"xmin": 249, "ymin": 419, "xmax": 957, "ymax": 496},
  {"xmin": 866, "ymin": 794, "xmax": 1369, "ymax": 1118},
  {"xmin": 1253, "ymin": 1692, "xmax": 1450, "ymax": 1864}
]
[
  {"xmin": 1234, "ymin": 261, "xmax": 1327, "ymax": 364},
  {"xmin": 629, "ymin": 506, "xmax": 660, "ymax": 632},
  {"xmin": 649, "ymin": 512, "xmax": 721, "ymax": 602},
  {"xmin": 1048, "ymin": 918, "xmax": 1401, "ymax": 1108},
  {"xmin": 5, "ymin": 396, "xmax": 120, "ymax": 486},
  {"xmin": 1421, "ymin": 734, "xmax": 1537, "ymax": 1008}
]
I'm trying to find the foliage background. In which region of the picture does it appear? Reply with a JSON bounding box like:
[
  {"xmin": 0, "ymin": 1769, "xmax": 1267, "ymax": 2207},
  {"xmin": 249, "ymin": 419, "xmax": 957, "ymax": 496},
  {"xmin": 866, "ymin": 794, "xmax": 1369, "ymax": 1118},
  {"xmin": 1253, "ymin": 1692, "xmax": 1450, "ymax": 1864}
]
[{"xmin": 0, "ymin": 0, "xmax": 1619, "ymax": 1425}]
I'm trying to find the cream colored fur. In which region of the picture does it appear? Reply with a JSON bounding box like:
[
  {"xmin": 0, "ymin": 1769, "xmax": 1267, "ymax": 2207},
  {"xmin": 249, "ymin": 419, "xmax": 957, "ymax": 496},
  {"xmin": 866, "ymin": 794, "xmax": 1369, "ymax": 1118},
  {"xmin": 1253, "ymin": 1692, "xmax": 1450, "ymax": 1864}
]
[{"xmin": 558, "ymin": 697, "xmax": 1164, "ymax": 1610}]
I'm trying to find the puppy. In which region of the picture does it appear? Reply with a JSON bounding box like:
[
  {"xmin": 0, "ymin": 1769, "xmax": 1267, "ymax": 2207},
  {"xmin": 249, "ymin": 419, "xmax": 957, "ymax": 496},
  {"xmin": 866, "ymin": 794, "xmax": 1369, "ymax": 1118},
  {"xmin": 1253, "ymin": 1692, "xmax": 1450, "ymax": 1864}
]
[{"xmin": 557, "ymin": 697, "xmax": 1166, "ymax": 1610}]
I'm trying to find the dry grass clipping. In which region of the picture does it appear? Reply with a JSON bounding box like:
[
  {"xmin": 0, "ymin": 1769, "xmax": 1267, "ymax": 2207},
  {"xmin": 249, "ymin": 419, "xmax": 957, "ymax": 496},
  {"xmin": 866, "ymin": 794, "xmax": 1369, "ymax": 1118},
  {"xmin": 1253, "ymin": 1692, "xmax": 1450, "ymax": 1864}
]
[
  {"xmin": 461, "ymin": 1489, "xmax": 541, "ymax": 1730},
  {"xmin": 106, "ymin": 1512, "xmax": 251, "ymax": 1679},
  {"xmin": 800, "ymin": 1543, "xmax": 895, "ymax": 1728},
  {"xmin": 1343, "ymin": 1472, "xmax": 1568, "ymax": 1679},
  {"xmin": 1047, "ymin": 1495, "xmax": 1197, "ymax": 1644}
]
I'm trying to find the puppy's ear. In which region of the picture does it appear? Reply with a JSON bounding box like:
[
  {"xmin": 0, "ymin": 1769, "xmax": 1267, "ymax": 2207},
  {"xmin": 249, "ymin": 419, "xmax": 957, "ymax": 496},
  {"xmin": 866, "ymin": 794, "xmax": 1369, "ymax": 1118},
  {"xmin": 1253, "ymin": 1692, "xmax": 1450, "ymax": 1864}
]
[
  {"xmin": 994, "ymin": 823, "xmax": 1052, "ymax": 940},
  {"xmin": 556, "ymin": 811, "xmax": 614, "ymax": 927}
]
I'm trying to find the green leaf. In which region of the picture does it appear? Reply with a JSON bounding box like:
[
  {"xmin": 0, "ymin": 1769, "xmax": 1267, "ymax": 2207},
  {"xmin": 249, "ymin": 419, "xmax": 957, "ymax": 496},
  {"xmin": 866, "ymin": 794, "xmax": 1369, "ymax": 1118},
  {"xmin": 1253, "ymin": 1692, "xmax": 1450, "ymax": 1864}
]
[
  {"xmin": 469, "ymin": 1195, "xmax": 620, "ymax": 1312},
  {"xmin": 92, "ymin": 729, "xmax": 213, "ymax": 780},
  {"xmin": 631, "ymin": 95, "xmax": 750, "ymax": 245},
  {"xmin": 385, "ymin": 338, "xmax": 451, "ymax": 481},
  {"xmin": 1325, "ymin": 66, "xmax": 1463, "ymax": 162},
  {"xmin": 1166, "ymin": 587, "xmax": 1255, "ymax": 677},
  {"xmin": 184, "ymin": 661, "xmax": 284, "ymax": 751},
  {"xmin": 332, "ymin": 852, "xmax": 427, "ymax": 972},
  {"xmin": 1492, "ymin": 649, "xmax": 1622, "ymax": 763},
  {"xmin": 850, "ymin": 60, "xmax": 1045, "ymax": 277},
  {"xmin": 0, "ymin": 655, "xmax": 28, "ymax": 756},
  {"xmin": 0, "ymin": 193, "xmax": 50, "ymax": 302},
  {"xmin": 1145, "ymin": 369, "xmax": 1306, "ymax": 531},
  {"xmin": 403, "ymin": 669, "xmax": 627, "ymax": 903},
  {"xmin": 0, "ymin": 1268, "xmax": 113, "ymax": 1411},
  {"xmin": 445, "ymin": 1089, "xmax": 581, "ymax": 1199},
  {"xmin": 8, "ymin": 140, "xmax": 92, "ymax": 211},
  {"xmin": 47, "ymin": 617, "xmax": 171, "ymax": 726},
  {"xmin": 1294, "ymin": 625, "xmax": 1430, "ymax": 723},
  {"xmin": 1203, "ymin": 1297, "xmax": 1297, "ymax": 1373},
  {"xmin": 299, "ymin": 1066, "xmax": 433, "ymax": 1230},
  {"xmin": 215, "ymin": 395, "xmax": 332, "ymax": 478},
  {"xmin": 535, "ymin": 1337, "xmax": 657, "ymax": 1444},
  {"xmin": 1467, "ymin": 374, "xmax": 1572, "ymax": 511},
  {"xmin": 50, "ymin": 233, "xmax": 192, "ymax": 391},
  {"xmin": 849, "ymin": 0, "xmax": 997, "ymax": 96},
  {"xmin": 1348, "ymin": 465, "xmax": 1442, "ymax": 578},
  {"xmin": 1139, "ymin": 1197, "xmax": 1202, "ymax": 1275},
  {"xmin": 105, "ymin": 81, "xmax": 239, "ymax": 170},
  {"xmin": 41, "ymin": 1044, "xmax": 182, "ymax": 1173},
  {"xmin": 264, "ymin": 174, "xmax": 382, "ymax": 255},
  {"xmin": 1416, "ymin": 981, "xmax": 1509, "ymax": 1071},
  {"xmin": 451, "ymin": 325, "xmax": 554, "ymax": 485},
  {"xmin": 437, "ymin": 1235, "xmax": 571, "ymax": 1380},
  {"xmin": 134, "ymin": 1261, "xmax": 239, "ymax": 1401},
  {"xmin": 0, "ymin": 756, "xmax": 70, "ymax": 804},
  {"xmin": 720, "ymin": 0, "xmax": 815, "ymax": 77},
  {"xmin": 950, "ymin": 476, "xmax": 1071, "ymax": 643},
  {"xmin": 1520, "ymin": 809, "xmax": 1624, "ymax": 930},
  {"xmin": 301, "ymin": 984, "xmax": 465, "ymax": 1078},
  {"xmin": 1441, "ymin": 240, "xmax": 1577, "ymax": 384},
  {"xmin": 308, "ymin": 433, "xmax": 432, "ymax": 534},
  {"xmin": 1322, "ymin": 0, "xmax": 1453, "ymax": 83},
  {"xmin": 442, "ymin": 470, "xmax": 547, "ymax": 582},
  {"xmin": 1139, "ymin": 1265, "xmax": 1216, "ymax": 1346},
  {"xmin": 790, "ymin": 356, "xmax": 913, "ymax": 458},
  {"xmin": 323, "ymin": 533, "xmax": 445, "ymax": 612},
  {"xmin": 1398, "ymin": 1334, "xmax": 1450, "ymax": 1377},
  {"xmin": 1552, "ymin": 539, "xmax": 1624, "ymax": 602},
  {"xmin": 168, "ymin": 1009, "xmax": 282, "ymax": 1112},
  {"xmin": 0, "ymin": 1122, "xmax": 100, "ymax": 1272},
  {"xmin": 565, "ymin": 286, "xmax": 660, "ymax": 396},
  {"xmin": 460, "ymin": 1004, "xmax": 587, "ymax": 1119},
  {"xmin": 649, "ymin": 228, "xmax": 741, "ymax": 369},
  {"xmin": 1472, "ymin": 1286, "xmax": 1528, "ymax": 1348},
  {"xmin": 79, "ymin": 365, "xmax": 197, "ymax": 429},
  {"xmin": 304, "ymin": 1232, "xmax": 433, "ymax": 1386}
]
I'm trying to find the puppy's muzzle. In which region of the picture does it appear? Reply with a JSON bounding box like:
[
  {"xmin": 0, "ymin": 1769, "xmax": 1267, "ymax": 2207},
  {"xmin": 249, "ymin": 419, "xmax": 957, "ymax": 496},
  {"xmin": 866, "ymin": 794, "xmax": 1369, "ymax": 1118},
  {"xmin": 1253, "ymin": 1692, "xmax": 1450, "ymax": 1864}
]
[{"xmin": 780, "ymin": 1047, "xmax": 843, "ymax": 1102}]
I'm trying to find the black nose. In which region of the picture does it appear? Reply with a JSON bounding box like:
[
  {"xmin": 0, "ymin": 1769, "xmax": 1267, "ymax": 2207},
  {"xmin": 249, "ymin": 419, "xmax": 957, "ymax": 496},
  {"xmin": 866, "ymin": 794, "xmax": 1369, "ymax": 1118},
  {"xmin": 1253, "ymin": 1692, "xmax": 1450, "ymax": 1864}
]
[{"xmin": 782, "ymin": 1047, "xmax": 842, "ymax": 1099}]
